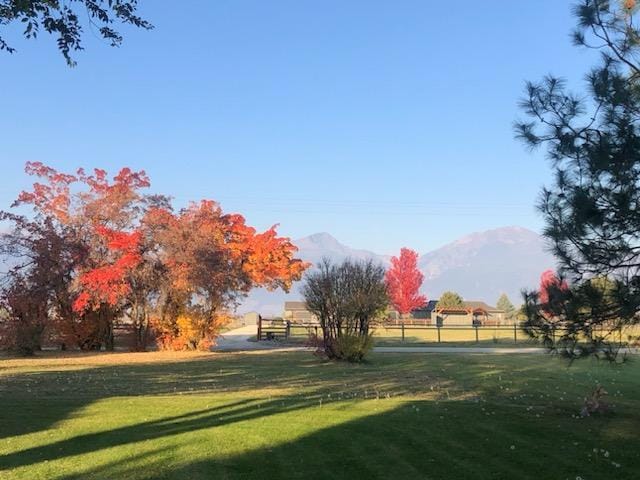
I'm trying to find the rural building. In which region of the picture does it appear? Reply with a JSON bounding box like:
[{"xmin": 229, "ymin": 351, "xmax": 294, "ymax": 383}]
[
  {"xmin": 424, "ymin": 300, "xmax": 506, "ymax": 326},
  {"xmin": 242, "ymin": 312, "xmax": 260, "ymax": 326},
  {"xmin": 283, "ymin": 299, "xmax": 505, "ymax": 326},
  {"xmin": 283, "ymin": 301, "xmax": 318, "ymax": 323}
]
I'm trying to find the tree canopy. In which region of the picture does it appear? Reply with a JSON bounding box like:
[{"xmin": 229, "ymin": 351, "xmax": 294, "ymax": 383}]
[
  {"xmin": 385, "ymin": 248, "xmax": 427, "ymax": 315},
  {"xmin": 0, "ymin": 162, "xmax": 308, "ymax": 354},
  {"xmin": 516, "ymin": 0, "xmax": 640, "ymax": 360},
  {"xmin": 496, "ymin": 293, "xmax": 516, "ymax": 320},
  {"xmin": 437, "ymin": 291, "xmax": 464, "ymax": 309},
  {"xmin": 0, "ymin": 0, "xmax": 152, "ymax": 66}
]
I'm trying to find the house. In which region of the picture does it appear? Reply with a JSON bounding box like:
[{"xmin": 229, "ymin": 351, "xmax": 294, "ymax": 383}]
[
  {"xmin": 283, "ymin": 299, "xmax": 505, "ymax": 326},
  {"xmin": 242, "ymin": 311, "xmax": 260, "ymax": 326},
  {"xmin": 283, "ymin": 301, "xmax": 318, "ymax": 323},
  {"xmin": 425, "ymin": 300, "xmax": 506, "ymax": 326}
]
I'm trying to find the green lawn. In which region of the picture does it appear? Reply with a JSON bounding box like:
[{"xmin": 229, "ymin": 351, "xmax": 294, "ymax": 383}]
[{"xmin": 1, "ymin": 351, "xmax": 638, "ymax": 479}]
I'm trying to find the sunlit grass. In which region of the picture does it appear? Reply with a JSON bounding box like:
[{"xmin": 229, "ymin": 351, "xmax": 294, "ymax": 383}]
[
  {"xmin": 1, "ymin": 351, "xmax": 638, "ymax": 479},
  {"xmin": 289, "ymin": 324, "xmax": 536, "ymax": 347}
]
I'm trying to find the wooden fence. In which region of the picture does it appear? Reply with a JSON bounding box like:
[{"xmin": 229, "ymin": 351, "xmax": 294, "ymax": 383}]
[
  {"xmin": 257, "ymin": 318, "xmax": 529, "ymax": 344},
  {"xmin": 256, "ymin": 319, "xmax": 640, "ymax": 345}
]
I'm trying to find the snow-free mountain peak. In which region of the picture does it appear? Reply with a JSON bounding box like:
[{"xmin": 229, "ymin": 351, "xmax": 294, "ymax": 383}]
[{"xmin": 241, "ymin": 226, "xmax": 557, "ymax": 315}]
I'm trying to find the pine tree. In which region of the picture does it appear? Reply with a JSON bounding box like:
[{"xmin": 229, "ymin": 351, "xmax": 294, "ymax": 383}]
[
  {"xmin": 496, "ymin": 294, "xmax": 516, "ymax": 321},
  {"xmin": 437, "ymin": 291, "xmax": 464, "ymax": 309},
  {"xmin": 516, "ymin": 0, "xmax": 640, "ymax": 360}
]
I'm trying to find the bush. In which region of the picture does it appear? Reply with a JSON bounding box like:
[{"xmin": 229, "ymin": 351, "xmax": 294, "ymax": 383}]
[
  {"xmin": 331, "ymin": 333, "xmax": 374, "ymax": 363},
  {"xmin": 0, "ymin": 281, "xmax": 49, "ymax": 356},
  {"xmin": 302, "ymin": 258, "xmax": 388, "ymax": 362}
]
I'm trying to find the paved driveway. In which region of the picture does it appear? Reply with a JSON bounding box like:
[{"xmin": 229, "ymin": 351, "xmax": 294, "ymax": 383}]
[{"xmin": 212, "ymin": 325, "xmax": 309, "ymax": 352}]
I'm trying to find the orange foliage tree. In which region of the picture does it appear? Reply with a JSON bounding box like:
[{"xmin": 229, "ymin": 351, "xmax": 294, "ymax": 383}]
[
  {"xmin": 145, "ymin": 200, "xmax": 308, "ymax": 350},
  {"xmin": 1, "ymin": 162, "xmax": 307, "ymax": 353}
]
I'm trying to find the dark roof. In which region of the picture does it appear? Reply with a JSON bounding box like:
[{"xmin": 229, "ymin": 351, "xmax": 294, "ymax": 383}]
[{"xmin": 417, "ymin": 300, "xmax": 439, "ymax": 313}]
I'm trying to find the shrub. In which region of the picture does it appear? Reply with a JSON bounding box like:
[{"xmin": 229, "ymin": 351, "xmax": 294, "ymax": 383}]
[
  {"xmin": 302, "ymin": 258, "xmax": 387, "ymax": 361},
  {"xmin": 0, "ymin": 281, "xmax": 49, "ymax": 356},
  {"xmin": 331, "ymin": 333, "xmax": 375, "ymax": 363}
]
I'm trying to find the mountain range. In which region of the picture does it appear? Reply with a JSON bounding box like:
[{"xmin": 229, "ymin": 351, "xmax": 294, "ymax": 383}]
[{"xmin": 239, "ymin": 226, "xmax": 558, "ymax": 315}]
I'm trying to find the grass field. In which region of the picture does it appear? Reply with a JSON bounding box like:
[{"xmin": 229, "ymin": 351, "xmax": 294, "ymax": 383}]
[
  {"xmin": 287, "ymin": 324, "xmax": 640, "ymax": 348},
  {"xmin": 288, "ymin": 324, "xmax": 542, "ymax": 347},
  {"xmin": 1, "ymin": 351, "xmax": 639, "ymax": 479}
]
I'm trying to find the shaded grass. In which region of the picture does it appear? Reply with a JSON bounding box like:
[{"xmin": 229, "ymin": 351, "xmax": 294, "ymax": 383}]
[{"xmin": 0, "ymin": 351, "xmax": 639, "ymax": 479}]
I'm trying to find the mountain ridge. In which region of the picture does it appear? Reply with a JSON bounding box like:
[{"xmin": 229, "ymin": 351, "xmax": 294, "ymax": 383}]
[{"xmin": 240, "ymin": 226, "xmax": 557, "ymax": 315}]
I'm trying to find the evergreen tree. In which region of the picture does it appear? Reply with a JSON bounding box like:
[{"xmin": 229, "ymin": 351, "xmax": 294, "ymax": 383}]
[
  {"xmin": 516, "ymin": 0, "xmax": 640, "ymax": 360},
  {"xmin": 496, "ymin": 293, "xmax": 516, "ymax": 321},
  {"xmin": 437, "ymin": 291, "xmax": 464, "ymax": 309}
]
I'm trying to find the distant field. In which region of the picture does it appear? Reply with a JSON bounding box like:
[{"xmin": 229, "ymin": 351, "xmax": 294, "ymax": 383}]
[
  {"xmin": 1, "ymin": 350, "xmax": 639, "ymax": 479},
  {"xmin": 286, "ymin": 324, "xmax": 640, "ymax": 348},
  {"xmin": 288, "ymin": 324, "xmax": 539, "ymax": 347}
]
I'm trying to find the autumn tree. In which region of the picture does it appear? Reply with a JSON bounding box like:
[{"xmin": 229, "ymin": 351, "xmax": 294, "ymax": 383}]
[
  {"xmin": 1, "ymin": 162, "xmax": 307, "ymax": 354},
  {"xmin": 538, "ymin": 270, "xmax": 569, "ymax": 313},
  {"xmin": 144, "ymin": 200, "xmax": 308, "ymax": 350},
  {"xmin": 7, "ymin": 162, "xmax": 155, "ymax": 350},
  {"xmin": 516, "ymin": 0, "xmax": 640, "ymax": 360},
  {"xmin": 0, "ymin": 0, "xmax": 153, "ymax": 66},
  {"xmin": 0, "ymin": 274, "xmax": 49, "ymax": 355},
  {"xmin": 385, "ymin": 248, "xmax": 427, "ymax": 317},
  {"xmin": 522, "ymin": 270, "xmax": 632, "ymax": 360},
  {"xmin": 302, "ymin": 258, "xmax": 388, "ymax": 362}
]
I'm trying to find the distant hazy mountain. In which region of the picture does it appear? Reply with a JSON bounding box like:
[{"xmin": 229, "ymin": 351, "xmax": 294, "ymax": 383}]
[
  {"xmin": 417, "ymin": 226, "xmax": 557, "ymax": 306},
  {"xmin": 240, "ymin": 226, "xmax": 558, "ymax": 315},
  {"xmin": 239, "ymin": 232, "xmax": 390, "ymax": 315},
  {"xmin": 294, "ymin": 232, "xmax": 391, "ymax": 266}
]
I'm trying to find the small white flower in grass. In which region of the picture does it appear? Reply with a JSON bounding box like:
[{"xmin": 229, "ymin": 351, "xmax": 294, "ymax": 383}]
[
  {"xmin": 510, "ymin": 445, "xmax": 515, "ymax": 450},
  {"xmin": 604, "ymin": 451, "xmax": 610, "ymax": 458}
]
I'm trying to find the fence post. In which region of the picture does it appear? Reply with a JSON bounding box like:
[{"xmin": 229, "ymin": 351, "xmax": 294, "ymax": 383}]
[
  {"xmin": 513, "ymin": 323, "xmax": 517, "ymax": 343},
  {"xmin": 401, "ymin": 322, "xmax": 405, "ymax": 342},
  {"xmin": 286, "ymin": 321, "xmax": 291, "ymax": 339},
  {"xmin": 437, "ymin": 325, "xmax": 441, "ymax": 343},
  {"xmin": 314, "ymin": 326, "xmax": 318, "ymax": 338},
  {"xmin": 475, "ymin": 325, "xmax": 479, "ymax": 343},
  {"xmin": 257, "ymin": 315, "xmax": 262, "ymax": 341}
]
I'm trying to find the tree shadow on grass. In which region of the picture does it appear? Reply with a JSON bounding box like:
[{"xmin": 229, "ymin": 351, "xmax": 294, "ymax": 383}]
[
  {"xmin": 0, "ymin": 351, "xmax": 470, "ymax": 440},
  {"xmin": 1, "ymin": 351, "xmax": 616, "ymax": 477},
  {"xmin": 0, "ymin": 396, "xmax": 321, "ymax": 472},
  {"xmin": 0, "ymin": 351, "xmax": 463, "ymax": 441},
  {"xmin": 52, "ymin": 398, "xmax": 640, "ymax": 480}
]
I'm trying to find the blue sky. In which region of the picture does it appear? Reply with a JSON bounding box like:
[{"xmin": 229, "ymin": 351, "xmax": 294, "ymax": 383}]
[{"xmin": 0, "ymin": 1, "xmax": 597, "ymax": 254}]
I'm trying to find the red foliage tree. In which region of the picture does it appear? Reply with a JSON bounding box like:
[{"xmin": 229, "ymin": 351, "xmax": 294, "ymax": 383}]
[
  {"xmin": 385, "ymin": 248, "xmax": 427, "ymax": 316},
  {"xmin": 9, "ymin": 162, "xmax": 154, "ymax": 350},
  {"xmin": 539, "ymin": 269, "xmax": 568, "ymax": 303},
  {"xmin": 539, "ymin": 269, "xmax": 569, "ymax": 316},
  {"xmin": 73, "ymin": 227, "xmax": 143, "ymax": 313},
  {"xmin": 1, "ymin": 162, "xmax": 308, "ymax": 353}
]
